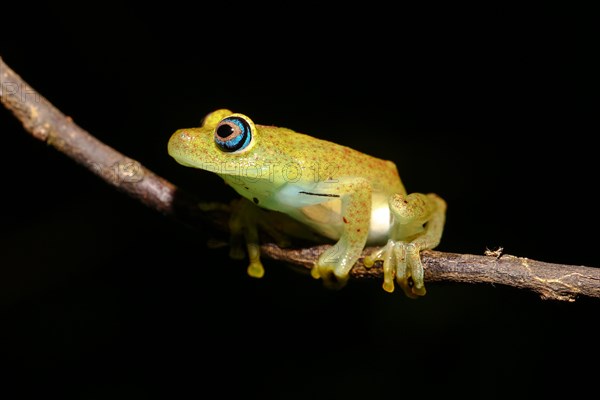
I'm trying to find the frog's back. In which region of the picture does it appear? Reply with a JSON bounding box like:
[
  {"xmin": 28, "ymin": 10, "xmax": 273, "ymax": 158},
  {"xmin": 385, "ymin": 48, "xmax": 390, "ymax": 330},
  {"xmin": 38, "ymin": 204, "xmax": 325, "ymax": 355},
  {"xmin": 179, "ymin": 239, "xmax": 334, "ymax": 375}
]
[{"xmin": 257, "ymin": 124, "xmax": 405, "ymax": 194}]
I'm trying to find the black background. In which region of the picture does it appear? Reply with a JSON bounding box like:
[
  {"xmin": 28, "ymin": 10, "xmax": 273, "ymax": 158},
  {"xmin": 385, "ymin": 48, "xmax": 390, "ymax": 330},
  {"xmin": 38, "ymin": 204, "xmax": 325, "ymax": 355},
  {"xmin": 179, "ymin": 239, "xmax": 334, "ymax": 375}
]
[{"xmin": 1, "ymin": 3, "xmax": 597, "ymax": 399}]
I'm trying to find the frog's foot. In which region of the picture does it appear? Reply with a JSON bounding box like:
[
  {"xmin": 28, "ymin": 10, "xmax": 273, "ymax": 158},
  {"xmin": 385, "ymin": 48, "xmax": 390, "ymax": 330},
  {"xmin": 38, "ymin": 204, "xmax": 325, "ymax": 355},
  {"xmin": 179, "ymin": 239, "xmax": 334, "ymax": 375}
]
[
  {"xmin": 311, "ymin": 244, "xmax": 354, "ymax": 290},
  {"xmin": 364, "ymin": 240, "xmax": 426, "ymax": 298},
  {"xmin": 228, "ymin": 229, "xmax": 265, "ymax": 278},
  {"xmin": 245, "ymin": 242, "xmax": 265, "ymax": 278}
]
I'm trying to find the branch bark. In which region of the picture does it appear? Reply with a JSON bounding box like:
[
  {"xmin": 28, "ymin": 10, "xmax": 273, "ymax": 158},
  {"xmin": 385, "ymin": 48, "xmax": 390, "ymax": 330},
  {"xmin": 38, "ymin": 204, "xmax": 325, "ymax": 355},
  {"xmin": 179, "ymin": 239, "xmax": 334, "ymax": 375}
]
[{"xmin": 2, "ymin": 57, "xmax": 599, "ymax": 302}]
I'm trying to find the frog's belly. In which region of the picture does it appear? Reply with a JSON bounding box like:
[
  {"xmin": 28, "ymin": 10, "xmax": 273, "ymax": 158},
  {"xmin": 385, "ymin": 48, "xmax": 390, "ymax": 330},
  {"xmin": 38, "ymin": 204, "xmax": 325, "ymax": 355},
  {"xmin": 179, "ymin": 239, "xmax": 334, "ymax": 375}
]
[{"xmin": 297, "ymin": 192, "xmax": 391, "ymax": 245}]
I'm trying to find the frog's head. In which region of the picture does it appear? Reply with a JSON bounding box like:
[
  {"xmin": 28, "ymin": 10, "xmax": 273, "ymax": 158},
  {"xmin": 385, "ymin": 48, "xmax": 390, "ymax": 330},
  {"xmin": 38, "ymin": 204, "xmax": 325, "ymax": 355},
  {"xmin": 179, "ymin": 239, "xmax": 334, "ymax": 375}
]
[{"xmin": 168, "ymin": 109, "xmax": 260, "ymax": 172}]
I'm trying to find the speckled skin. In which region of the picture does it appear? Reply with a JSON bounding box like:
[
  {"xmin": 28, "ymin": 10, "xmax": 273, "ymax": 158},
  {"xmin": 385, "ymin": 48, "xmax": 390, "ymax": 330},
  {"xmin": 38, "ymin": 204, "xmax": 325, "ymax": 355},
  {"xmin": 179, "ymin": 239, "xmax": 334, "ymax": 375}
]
[{"xmin": 168, "ymin": 109, "xmax": 446, "ymax": 296}]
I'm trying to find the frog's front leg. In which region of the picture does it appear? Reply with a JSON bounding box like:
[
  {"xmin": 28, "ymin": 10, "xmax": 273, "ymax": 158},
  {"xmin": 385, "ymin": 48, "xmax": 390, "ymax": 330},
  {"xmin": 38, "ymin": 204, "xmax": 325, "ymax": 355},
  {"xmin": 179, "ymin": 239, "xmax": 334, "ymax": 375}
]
[
  {"xmin": 228, "ymin": 198, "xmax": 292, "ymax": 278},
  {"xmin": 311, "ymin": 178, "xmax": 371, "ymax": 287},
  {"xmin": 365, "ymin": 193, "xmax": 446, "ymax": 297},
  {"xmin": 228, "ymin": 198, "xmax": 266, "ymax": 278}
]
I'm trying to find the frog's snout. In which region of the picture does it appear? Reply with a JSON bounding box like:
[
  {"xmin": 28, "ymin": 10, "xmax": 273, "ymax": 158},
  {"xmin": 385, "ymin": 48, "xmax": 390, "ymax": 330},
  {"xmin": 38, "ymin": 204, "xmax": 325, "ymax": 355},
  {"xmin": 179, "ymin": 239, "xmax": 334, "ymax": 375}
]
[{"xmin": 167, "ymin": 129, "xmax": 193, "ymax": 161}]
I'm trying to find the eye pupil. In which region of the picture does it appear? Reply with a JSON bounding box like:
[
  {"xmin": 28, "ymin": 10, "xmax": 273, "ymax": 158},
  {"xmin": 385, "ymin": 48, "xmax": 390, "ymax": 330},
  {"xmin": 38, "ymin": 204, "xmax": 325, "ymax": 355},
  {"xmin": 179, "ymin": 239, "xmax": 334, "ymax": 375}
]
[{"xmin": 216, "ymin": 124, "xmax": 234, "ymax": 138}]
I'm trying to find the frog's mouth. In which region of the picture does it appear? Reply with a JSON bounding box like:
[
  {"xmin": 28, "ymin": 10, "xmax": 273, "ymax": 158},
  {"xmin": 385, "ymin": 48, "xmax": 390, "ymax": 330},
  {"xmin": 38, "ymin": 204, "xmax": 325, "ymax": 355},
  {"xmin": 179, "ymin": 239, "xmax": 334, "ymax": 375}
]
[{"xmin": 171, "ymin": 158, "xmax": 195, "ymax": 168}]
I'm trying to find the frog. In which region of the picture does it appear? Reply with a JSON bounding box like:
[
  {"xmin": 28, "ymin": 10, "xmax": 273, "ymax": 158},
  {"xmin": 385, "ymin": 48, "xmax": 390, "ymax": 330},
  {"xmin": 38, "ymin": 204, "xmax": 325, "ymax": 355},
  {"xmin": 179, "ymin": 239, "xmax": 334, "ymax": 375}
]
[{"xmin": 167, "ymin": 109, "xmax": 446, "ymax": 297}]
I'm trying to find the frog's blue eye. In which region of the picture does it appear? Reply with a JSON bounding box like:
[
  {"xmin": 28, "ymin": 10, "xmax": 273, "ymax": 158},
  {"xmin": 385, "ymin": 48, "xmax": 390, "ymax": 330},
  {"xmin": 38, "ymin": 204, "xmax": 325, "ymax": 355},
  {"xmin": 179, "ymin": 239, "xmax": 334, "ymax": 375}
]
[{"xmin": 214, "ymin": 116, "xmax": 253, "ymax": 153}]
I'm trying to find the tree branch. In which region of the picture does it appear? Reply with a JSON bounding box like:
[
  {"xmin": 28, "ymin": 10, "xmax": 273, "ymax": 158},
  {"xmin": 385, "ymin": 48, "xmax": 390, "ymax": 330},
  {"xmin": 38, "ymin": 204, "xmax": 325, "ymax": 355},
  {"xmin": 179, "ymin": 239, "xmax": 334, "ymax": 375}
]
[{"xmin": 2, "ymin": 56, "xmax": 599, "ymax": 302}]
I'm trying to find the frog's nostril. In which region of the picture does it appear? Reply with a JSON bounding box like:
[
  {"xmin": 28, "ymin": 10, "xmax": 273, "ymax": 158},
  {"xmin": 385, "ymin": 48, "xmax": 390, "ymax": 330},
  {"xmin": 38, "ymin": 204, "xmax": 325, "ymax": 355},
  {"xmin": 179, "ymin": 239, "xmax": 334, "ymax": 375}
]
[{"xmin": 179, "ymin": 131, "xmax": 192, "ymax": 141}]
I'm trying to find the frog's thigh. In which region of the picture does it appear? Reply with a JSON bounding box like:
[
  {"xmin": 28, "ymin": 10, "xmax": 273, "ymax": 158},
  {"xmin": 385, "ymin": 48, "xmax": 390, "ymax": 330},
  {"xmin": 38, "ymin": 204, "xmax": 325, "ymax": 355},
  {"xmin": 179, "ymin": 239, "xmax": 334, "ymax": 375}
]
[
  {"xmin": 389, "ymin": 193, "xmax": 435, "ymax": 227},
  {"xmin": 314, "ymin": 178, "xmax": 371, "ymax": 283},
  {"xmin": 389, "ymin": 193, "xmax": 446, "ymax": 248}
]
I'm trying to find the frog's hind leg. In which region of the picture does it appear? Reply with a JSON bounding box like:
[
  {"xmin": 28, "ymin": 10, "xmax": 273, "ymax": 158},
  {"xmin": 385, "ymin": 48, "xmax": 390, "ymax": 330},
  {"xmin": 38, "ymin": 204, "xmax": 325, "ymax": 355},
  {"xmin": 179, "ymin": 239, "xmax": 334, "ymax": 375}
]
[{"xmin": 365, "ymin": 193, "xmax": 446, "ymax": 297}]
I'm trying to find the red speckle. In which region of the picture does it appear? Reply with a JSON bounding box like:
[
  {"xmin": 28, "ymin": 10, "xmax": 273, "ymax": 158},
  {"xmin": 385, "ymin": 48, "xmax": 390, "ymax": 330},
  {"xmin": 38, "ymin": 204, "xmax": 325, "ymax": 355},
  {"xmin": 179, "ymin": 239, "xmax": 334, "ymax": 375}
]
[{"xmin": 343, "ymin": 217, "xmax": 349, "ymax": 224}]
